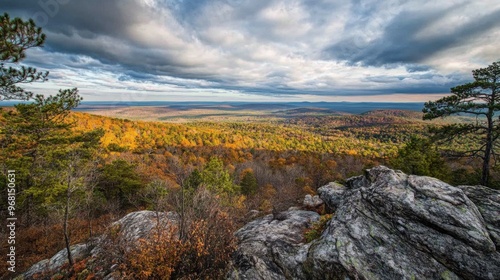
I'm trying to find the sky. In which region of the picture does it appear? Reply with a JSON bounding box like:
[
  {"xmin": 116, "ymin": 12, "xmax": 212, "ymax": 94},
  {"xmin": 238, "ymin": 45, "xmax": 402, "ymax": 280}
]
[{"xmin": 3, "ymin": 0, "xmax": 500, "ymax": 102}]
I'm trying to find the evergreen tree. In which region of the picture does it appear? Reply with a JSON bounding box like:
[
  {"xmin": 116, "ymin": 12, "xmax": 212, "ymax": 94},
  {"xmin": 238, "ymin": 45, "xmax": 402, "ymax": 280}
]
[
  {"xmin": 240, "ymin": 168, "xmax": 258, "ymax": 195},
  {"xmin": 48, "ymin": 131, "xmax": 102, "ymax": 267},
  {"xmin": 0, "ymin": 89, "xmax": 83, "ymax": 223},
  {"xmin": 390, "ymin": 136, "xmax": 450, "ymax": 181},
  {"xmin": 200, "ymin": 157, "xmax": 239, "ymax": 195},
  {"xmin": 423, "ymin": 61, "xmax": 500, "ymax": 186},
  {"xmin": 96, "ymin": 159, "xmax": 142, "ymax": 207},
  {"xmin": 0, "ymin": 12, "xmax": 107, "ymax": 268},
  {"xmin": 0, "ymin": 88, "xmax": 102, "ymax": 267},
  {"xmin": 0, "ymin": 13, "xmax": 48, "ymax": 100},
  {"xmin": 185, "ymin": 169, "xmax": 202, "ymax": 190}
]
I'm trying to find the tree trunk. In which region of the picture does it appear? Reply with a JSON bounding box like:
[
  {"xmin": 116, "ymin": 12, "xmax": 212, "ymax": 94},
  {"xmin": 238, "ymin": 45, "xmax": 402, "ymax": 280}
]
[
  {"xmin": 64, "ymin": 183, "xmax": 74, "ymax": 267},
  {"xmin": 180, "ymin": 184, "xmax": 185, "ymax": 241},
  {"xmin": 482, "ymin": 109, "xmax": 494, "ymax": 186},
  {"xmin": 482, "ymin": 143, "xmax": 491, "ymax": 186},
  {"xmin": 87, "ymin": 209, "xmax": 93, "ymax": 239}
]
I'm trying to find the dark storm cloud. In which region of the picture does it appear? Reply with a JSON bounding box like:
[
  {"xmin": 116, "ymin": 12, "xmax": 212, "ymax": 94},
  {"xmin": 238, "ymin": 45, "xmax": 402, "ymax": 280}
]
[
  {"xmin": 3, "ymin": 0, "xmax": 139, "ymax": 36},
  {"xmin": 3, "ymin": 0, "xmax": 192, "ymax": 76},
  {"xmin": 325, "ymin": 3, "xmax": 500, "ymax": 67}
]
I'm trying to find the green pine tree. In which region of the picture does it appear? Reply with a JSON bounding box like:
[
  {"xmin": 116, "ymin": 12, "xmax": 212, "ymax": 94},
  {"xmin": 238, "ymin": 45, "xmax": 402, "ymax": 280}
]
[
  {"xmin": 423, "ymin": 61, "xmax": 500, "ymax": 186},
  {"xmin": 1, "ymin": 13, "xmax": 48, "ymax": 100},
  {"xmin": 200, "ymin": 157, "xmax": 239, "ymax": 195},
  {"xmin": 390, "ymin": 136, "xmax": 450, "ymax": 181},
  {"xmin": 240, "ymin": 169, "xmax": 258, "ymax": 195}
]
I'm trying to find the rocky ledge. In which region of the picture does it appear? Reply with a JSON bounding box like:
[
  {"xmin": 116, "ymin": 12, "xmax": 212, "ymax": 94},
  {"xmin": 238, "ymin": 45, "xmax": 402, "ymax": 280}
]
[
  {"xmin": 19, "ymin": 210, "xmax": 178, "ymax": 279},
  {"xmin": 229, "ymin": 166, "xmax": 500, "ymax": 280}
]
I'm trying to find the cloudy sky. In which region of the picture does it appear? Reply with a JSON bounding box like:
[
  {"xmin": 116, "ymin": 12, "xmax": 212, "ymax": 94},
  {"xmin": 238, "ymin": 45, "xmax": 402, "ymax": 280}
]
[{"xmin": 3, "ymin": 0, "xmax": 500, "ymax": 102}]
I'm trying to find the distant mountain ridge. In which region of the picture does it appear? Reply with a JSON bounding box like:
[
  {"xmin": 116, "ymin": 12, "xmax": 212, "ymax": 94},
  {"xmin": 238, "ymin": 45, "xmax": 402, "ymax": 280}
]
[
  {"xmin": 361, "ymin": 109, "xmax": 424, "ymax": 118},
  {"xmin": 70, "ymin": 101, "xmax": 425, "ymax": 115},
  {"xmin": 2, "ymin": 101, "xmax": 426, "ymax": 116}
]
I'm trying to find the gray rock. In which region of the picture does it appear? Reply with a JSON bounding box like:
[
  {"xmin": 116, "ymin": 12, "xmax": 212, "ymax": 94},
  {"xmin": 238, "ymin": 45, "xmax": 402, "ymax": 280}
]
[
  {"xmin": 228, "ymin": 210, "xmax": 320, "ymax": 280},
  {"xmin": 21, "ymin": 244, "xmax": 89, "ymax": 279},
  {"xmin": 457, "ymin": 184, "xmax": 500, "ymax": 248},
  {"xmin": 230, "ymin": 166, "xmax": 500, "ymax": 280},
  {"xmin": 109, "ymin": 210, "xmax": 179, "ymax": 245},
  {"xmin": 317, "ymin": 182, "xmax": 346, "ymax": 211},
  {"xmin": 303, "ymin": 194, "xmax": 324, "ymax": 208},
  {"xmin": 20, "ymin": 210, "xmax": 178, "ymax": 279},
  {"xmin": 20, "ymin": 259, "xmax": 49, "ymax": 280}
]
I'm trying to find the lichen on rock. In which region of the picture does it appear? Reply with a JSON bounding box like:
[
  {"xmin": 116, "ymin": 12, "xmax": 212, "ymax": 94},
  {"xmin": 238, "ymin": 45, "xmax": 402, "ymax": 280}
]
[{"xmin": 229, "ymin": 166, "xmax": 500, "ymax": 280}]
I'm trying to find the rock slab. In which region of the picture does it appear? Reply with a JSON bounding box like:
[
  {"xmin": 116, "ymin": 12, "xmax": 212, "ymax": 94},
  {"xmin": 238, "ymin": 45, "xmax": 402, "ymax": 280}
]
[
  {"xmin": 229, "ymin": 166, "xmax": 500, "ymax": 280},
  {"xmin": 19, "ymin": 210, "xmax": 178, "ymax": 279}
]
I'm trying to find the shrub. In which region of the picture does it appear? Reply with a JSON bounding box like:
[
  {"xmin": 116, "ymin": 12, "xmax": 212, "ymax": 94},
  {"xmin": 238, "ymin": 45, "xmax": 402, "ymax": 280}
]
[
  {"xmin": 304, "ymin": 214, "xmax": 333, "ymax": 243},
  {"xmin": 123, "ymin": 211, "xmax": 236, "ymax": 279},
  {"xmin": 126, "ymin": 228, "xmax": 183, "ymax": 279}
]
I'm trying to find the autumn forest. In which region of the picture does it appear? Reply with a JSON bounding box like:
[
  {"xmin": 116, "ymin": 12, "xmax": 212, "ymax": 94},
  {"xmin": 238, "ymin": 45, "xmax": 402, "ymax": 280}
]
[{"xmin": 0, "ymin": 97, "xmax": 490, "ymax": 278}]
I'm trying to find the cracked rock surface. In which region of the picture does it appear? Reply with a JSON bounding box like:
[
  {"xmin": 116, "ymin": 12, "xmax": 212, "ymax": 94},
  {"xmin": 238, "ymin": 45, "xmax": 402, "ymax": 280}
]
[{"xmin": 229, "ymin": 166, "xmax": 500, "ymax": 280}]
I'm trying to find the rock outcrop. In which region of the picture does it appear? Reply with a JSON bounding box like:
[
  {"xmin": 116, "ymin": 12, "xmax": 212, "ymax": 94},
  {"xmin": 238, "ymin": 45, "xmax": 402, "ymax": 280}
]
[
  {"xmin": 317, "ymin": 181, "xmax": 345, "ymax": 211},
  {"xmin": 228, "ymin": 210, "xmax": 320, "ymax": 279},
  {"xmin": 229, "ymin": 166, "xmax": 500, "ymax": 280},
  {"xmin": 22, "ymin": 244, "xmax": 89, "ymax": 280},
  {"xmin": 19, "ymin": 210, "xmax": 178, "ymax": 279}
]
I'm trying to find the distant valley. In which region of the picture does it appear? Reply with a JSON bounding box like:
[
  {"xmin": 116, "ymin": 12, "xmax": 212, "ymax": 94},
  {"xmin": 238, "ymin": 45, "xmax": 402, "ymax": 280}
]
[{"xmin": 73, "ymin": 101, "xmax": 426, "ymax": 123}]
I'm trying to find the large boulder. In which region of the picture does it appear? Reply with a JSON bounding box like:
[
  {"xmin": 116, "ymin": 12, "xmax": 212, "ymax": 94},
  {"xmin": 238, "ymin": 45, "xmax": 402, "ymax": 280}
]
[
  {"xmin": 228, "ymin": 210, "xmax": 320, "ymax": 280},
  {"xmin": 457, "ymin": 184, "xmax": 500, "ymax": 248},
  {"xmin": 22, "ymin": 244, "xmax": 89, "ymax": 279},
  {"xmin": 104, "ymin": 210, "xmax": 178, "ymax": 245},
  {"xmin": 317, "ymin": 182, "xmax": 346, "ymax": 211},
  {"xmin": 19, "ymin": 210, "xmax": 178, "ymax": 279},
  {"xmin": 230, "ymin": 166, "xmax": 500, "ymax": 280}
]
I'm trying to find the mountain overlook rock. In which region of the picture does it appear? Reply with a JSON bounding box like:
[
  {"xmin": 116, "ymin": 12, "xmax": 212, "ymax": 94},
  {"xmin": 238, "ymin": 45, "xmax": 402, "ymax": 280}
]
[
  {"xmin": 229, "ymin": 166, "xmax": 500, "ymax": 280},
  {"xmin": 19, "ymin": 166, "xmax": 500, "ymax": 279}
]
